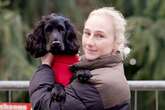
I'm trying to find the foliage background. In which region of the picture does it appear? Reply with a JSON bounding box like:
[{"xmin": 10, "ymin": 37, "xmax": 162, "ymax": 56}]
[{"xmin": 0, "ymin": 0, "xmax": 165, "ymax": 109}]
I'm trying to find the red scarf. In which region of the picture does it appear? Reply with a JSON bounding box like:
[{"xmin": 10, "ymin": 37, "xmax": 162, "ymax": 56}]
[{"xmin": 51, "ymin": 55, "xmax": 79, "ymax": 86}]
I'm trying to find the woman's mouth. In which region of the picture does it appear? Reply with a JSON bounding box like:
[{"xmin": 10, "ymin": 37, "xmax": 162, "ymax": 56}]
[{"xmin": 86, "ymin": 49, "xmax": 97, "ymax": 54}]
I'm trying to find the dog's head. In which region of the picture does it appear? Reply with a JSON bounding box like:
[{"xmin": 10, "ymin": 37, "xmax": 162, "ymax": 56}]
[{"xmin": 25, "ymin": 13, "xmax": 79, "ymax": 58}]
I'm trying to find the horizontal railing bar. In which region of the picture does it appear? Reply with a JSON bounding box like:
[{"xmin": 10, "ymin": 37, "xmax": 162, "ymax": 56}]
[
  {"xmin": 0, "ymin": 80, "xmax": 165, "ymax": 91},
  {"xmin": 129, "ymin": 80, "xmax": 165, "ymax": 91},
  {"xmin": 0, "ymin": 81, "xmax": 29, "ymax": 91}
]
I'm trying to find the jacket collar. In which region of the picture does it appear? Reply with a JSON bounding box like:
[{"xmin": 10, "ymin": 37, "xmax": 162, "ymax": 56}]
[{"xmin": 70, "ymin": 53, "xmax": 122, "ymax": 72}]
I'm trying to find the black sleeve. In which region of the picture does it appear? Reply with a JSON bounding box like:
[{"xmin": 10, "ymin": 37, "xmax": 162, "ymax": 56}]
[
  {"xmin": 29, "ymin": 64, "xmax": 86, "ymax": 110},
  {"xmin": 29, "ymin": 64, "xmax": 61, "ymax": 110}
]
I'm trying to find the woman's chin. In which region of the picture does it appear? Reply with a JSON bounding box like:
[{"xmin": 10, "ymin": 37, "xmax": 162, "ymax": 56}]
[{"xmin": 84, "ymin": 54, "xmax": 99, "ymax": 60}]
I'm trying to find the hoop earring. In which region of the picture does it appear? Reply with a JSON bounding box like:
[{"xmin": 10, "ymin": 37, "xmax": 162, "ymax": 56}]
[{"xmin": 111, "ymin": 49, "xmax": 120, "ymax": 55}]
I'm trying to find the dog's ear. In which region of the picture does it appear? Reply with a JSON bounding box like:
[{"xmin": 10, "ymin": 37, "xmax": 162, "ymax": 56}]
[
  {"xmin": 64, "ymin": 20, "xmax": 80, "ymax": 55},
  {"xmin": 25, "ymin": 20, "xmax": 48, "ymax": 58}
]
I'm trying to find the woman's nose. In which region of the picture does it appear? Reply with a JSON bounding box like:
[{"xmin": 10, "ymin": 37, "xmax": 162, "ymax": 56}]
[{"xmin": 86, "ymin": 35, "xmax": 95, "ymax": 46}]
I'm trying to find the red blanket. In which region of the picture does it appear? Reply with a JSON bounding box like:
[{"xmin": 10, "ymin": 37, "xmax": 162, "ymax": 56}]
[{"xmin": 51, "ymin": 55, "xmax": 79, "ymax": 86}]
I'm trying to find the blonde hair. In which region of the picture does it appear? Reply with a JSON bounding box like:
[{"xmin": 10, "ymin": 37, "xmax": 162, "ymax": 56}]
[{"xmin": 87, "ymin": 7, "xmax": 127, "ymax": 57}]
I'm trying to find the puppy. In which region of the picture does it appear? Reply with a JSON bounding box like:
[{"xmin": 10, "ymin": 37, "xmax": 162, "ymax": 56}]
[{"xmin": 25, "ymin": 13, "xmax": 79, "ymax": 58}]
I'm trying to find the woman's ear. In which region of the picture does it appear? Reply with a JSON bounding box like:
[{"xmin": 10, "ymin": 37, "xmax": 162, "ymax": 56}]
[
  {"xmin": 111, "ymin": 41, "xmax": 122, "ymax": 55},
  {"xmin": 64, "ymin": 21, "xmax": 80, "ymax": 55},
  {"xmin": 25, "ymin": 21, "xmax": 48, "ymax": 58}
]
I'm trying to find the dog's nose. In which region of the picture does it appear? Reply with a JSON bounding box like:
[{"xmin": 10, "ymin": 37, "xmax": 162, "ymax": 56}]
[
  {"xmin": 51, "ymin": 40, "xmax": 62, "ymax": 49},
  {"xmin": 52, "ymin": 41, "xmax": 61, "ymax": 45},
  {"xmin": 49, "ymin": 40, "xmax": 64, "ymax": 54}
]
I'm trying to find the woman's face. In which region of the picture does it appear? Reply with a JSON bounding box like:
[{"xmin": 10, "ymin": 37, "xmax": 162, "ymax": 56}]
[{"xmin": 82, "ymin": 14, "xmax": 115, "ymax": 60}]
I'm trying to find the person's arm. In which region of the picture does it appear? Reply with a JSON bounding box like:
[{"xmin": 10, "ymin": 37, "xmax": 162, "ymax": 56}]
[
  {"xmin": 29, "ymin": 53, "xmax": 64, "ymax": 110},
  {"xmin": 29, "ymin": 64, "xmax": 66, "ymax": 110}
]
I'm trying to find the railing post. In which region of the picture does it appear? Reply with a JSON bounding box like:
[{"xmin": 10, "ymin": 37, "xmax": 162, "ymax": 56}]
[
  {"xmin": 7, "ymin": 90, "xmax": 12, "ymax": 102},
  {"xmin": 134, "ymin": 90, "xmax": 137, "ymax": 110},
  {"xmin": 155, "ymin": 90, "xmax": 159, "ymax": 110}
]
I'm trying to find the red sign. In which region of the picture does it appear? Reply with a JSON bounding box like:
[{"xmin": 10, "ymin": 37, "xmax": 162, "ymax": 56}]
[{"xmin": 0, "ymin": 103, "xmax": 31, "ymax": 110}]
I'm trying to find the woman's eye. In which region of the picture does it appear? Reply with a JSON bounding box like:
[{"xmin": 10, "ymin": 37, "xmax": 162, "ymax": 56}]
[
  {"xmin": 95, "ymin": 34, "xmax": 105, "ymax": 39},
  {"xmin": 83, "ymin": 31, "xmax": 90, "ymax": 36}
]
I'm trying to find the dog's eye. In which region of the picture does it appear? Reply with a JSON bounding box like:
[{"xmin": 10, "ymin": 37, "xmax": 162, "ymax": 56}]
[
  {"xmin": 45, "ymin": 25, "xmax": 53, "ymax": 32},
  {"xmin": 58, "ymin": 26, "xmax": 64, "ymax": 32}
]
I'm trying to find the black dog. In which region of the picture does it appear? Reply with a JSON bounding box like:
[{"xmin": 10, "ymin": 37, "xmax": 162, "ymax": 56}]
[
  {"xmin": 25, "ymin": 13, "xmax": 92, "ymax": 102},
  {"xmin": 25, "ymin": 13, "xmax": 79, "ymax": 58}
]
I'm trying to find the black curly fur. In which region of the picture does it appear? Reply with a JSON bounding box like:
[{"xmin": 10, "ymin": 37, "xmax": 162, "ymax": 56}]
[{"xmin": 25, "ymin": 13, "xmax": 79, "ymax": 58}]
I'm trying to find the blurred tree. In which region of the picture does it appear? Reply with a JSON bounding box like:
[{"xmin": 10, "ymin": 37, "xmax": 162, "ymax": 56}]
[
  {"xmin": 0, "ymin": 10, "xmax": 35, "ymax": 80},
  {"xmin": 127, "ymin": 19, "xmax": 165, "ymax": 80}
]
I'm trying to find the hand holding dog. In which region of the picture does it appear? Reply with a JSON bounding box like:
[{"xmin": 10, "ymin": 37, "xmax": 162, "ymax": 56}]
[{"xmin": 41, "ymin": 53, "xmax": 54, "ymax": 66}]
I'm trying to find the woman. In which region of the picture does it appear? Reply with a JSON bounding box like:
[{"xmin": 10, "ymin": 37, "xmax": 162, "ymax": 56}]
[{"xmin": 29, "ymin": 7, "xmax": 130, "ymax": 110}]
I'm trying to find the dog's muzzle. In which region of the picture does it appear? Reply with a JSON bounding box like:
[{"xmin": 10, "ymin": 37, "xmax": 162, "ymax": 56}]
[{"xmin": 49, "ymin": 40, "xmax": 65, "ymax": 54}]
